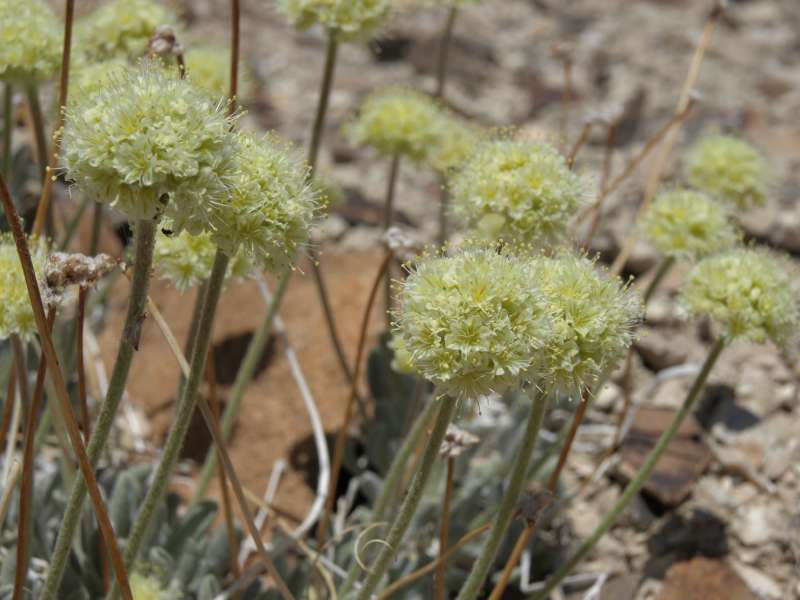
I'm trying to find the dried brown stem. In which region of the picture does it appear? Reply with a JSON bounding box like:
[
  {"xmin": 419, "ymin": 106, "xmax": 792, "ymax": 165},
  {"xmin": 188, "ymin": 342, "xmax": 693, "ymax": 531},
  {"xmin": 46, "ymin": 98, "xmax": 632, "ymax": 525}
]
[
  {"xmin": 77, "ymin": 287, "xmax": 90, "ymax": 441},
  {"xmin": 0, "ymin": 369, "xmax": 15, "ymax": 450},
  {"xmin": 0, "ymin": 172, "xmax": 133, "ymax": 600}
]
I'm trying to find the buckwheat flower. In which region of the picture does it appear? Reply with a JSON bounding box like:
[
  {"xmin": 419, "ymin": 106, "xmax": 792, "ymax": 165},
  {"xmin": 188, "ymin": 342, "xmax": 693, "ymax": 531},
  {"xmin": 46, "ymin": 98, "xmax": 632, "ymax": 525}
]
[
  {"xmin": 0, "ymin": 235, "xmax": 48, "ymax": 340},
  {"xmin": 682, "ymin": 247, "xmax": 799, "ymax": 346},
  {"xmin": 207, "ymin": 131, "xmax": 318, "ymax": 273},
  {"xmin": 130, "ymin": 572, "xmax": 166, "ymax": 600},
  {"xmin": 428, "ymin": 114, "xmax": 482, "ymax": 174},
  {"xmin": 277, "ymin": 0, "xmax": 391, "ymax": 41},
  {"xmin": 184, "ymin": 47, "xmax": 252, "ymax": 100},
  {"xmin": 640, "ymin": 189, "xmax": 738, "ymax": 261},
  {"xmin": 76, "ymin": 0, "xmax": 181, "ymax": 61},
  {"xmin": 154, "ymin": 229, "xmax": 252, "ymax": 292},
  {"xmin": 391, "ymin": 246, "xmax": 551, "ymax": 400},
  {"xmin": 61, "ymin": 61, "xmax": 238, "ymax": 227},
  {"xmin": 0, "ymin": 0, "xmax": 62, "ymax": 83},
  {"xmin": 684, "ymin": 135, "xmax": 769, "ymax": 210},
  {"xmin": 530, "ymin": 253, "xmax": 642, "ymax": 396},
  {"xmin": 71, "ymin": 57, "xmax": 128, "ymax": 97},
  {"xmin": 349, "ymin": 89, "xmax": 443, "ymax": 162},
  {"xmin": 450, "ymin": 139, "xmax": 584, "ymax": 248}
]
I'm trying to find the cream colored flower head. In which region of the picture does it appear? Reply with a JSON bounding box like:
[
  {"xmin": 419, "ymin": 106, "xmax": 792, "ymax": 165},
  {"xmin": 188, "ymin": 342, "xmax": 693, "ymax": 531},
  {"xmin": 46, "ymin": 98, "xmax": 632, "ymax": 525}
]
[
  {"xmin": 428, "ymin": 114, "xmax": 483, "ymax": 174},
  {"xmin": 76, "ymin": 0, "xmax": 180, "ymax": 61},
  {"xmin": 154, "ymin": 229, "xmax": 252, "ymax": 292},
  {"xmin": 184, "ymin": 47, "xmax": 252, "ymax": 101},
  {"xmin": 349, "ymin": 88, "xmax": 443, "ymax": 162},
  {"xmin": 684, "ymin": 134, "xmax": 769, "ymax": 210},
  {"xmin": 278, "ymin": 0, "xmax": 392, "ymax": 41},
  {"xmin": 207, "ymin": 131, "xmax": 318, "ymax": 273},
  {"xmin": 0, "ymin": 235, "xmax": 48, "ymax": 340},
  {"xmin": 530, "ymin": 252, "xmax": 642, "ymax": 396},
  {"xmin": 71, "ymin": 57, "xmax": 129, "ymax": 98},
  {"xmin": 640, "ymin": 189, "xmax": 738, "ymax": 261},
  {"xmin": 682, "ymin": 247, "xmax": 799, "ymax": 346},
  {"xmin": 391, "ymin": 246, "xmax": 551, "ymax": 400},
  {"xmin": 61, "ymin": 61, "xmax": 238, "ymax": 226},
  {"xmin": 450, "ymin": 139, "xmax": 584, "ymax": 248},
  {"xmin": 130, "ymin": 572, "xmax": 167, "ymax": 600},
  {"xmin": 0, "ymin": 0, "xmax": 62, "ymax": 84}
]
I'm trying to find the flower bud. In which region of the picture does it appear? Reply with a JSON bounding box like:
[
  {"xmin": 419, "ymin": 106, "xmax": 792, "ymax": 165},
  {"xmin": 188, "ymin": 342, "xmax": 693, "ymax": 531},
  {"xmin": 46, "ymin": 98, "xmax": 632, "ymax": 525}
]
[
  {"xmin": 684, "ymin": 134, "xmax": 769, "ymax": 210},
  {"xmin": 640, "ymin": 189, "xmax": 738, "ymax": 261},
  {"xmin": 682, "ymin": 247, "xmax": 799, "ymax": 346},
  {"xmin": 0, "ymin": 0, "xmax": 62, "ymax": 84},
  {"xmin": 278, "ymin": 0, "xmax": 392, "ymax": 41},
  {"xmin": 391, "ymin": 246, "xmax": 551, "ymax": 399},
  {"xmin": 450, "ymin": 139, "xmax": 584, "ymax": 248}
]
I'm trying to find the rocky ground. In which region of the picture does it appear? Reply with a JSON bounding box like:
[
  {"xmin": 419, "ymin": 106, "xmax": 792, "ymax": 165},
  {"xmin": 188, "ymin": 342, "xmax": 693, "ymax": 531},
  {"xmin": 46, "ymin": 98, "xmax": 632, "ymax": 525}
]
[{"xmin": 62, "ymin": 0, "xmax": 800, "ymax": 598}]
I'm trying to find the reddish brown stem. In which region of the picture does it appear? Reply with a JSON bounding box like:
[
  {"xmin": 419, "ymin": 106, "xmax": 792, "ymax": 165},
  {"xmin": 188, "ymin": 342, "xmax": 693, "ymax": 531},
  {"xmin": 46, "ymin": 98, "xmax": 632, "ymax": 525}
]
[
  {"xmin": 0, "ymin": 369, "xmax": 15, "ymax": 450},
  {"xmin": 76, "ymin": 287, "xmax": 90, "ymax": 441}
]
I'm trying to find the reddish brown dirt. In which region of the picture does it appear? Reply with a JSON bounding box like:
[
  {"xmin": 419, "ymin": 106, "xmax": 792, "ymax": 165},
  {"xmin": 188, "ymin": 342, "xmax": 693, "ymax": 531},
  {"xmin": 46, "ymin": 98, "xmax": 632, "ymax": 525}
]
[{"xmin": 97, "ymin": 244, "xmax": 386, "ymax": 518}]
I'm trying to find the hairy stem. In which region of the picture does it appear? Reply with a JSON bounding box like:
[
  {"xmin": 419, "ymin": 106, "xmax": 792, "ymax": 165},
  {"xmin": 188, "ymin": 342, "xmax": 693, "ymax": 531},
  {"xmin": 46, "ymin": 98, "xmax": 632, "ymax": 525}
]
[
  {"xmin": 355, "ymin": 395, "xmax": 458, "ymax": 599},
  {"xmin": 41, "ymin": 218, "xmax": 156, "ymax": 599},
  {"xmin": 382, "ymin": 153, "xmax": 400, "ymax": 327},
  {"xmin": 532, "ymin": 338, "xmax": 725, "ymax": 599},
  {"xmin": 434, "ymin": 456, "xmax": 455, "ymax": 600},
  {"xmin": 456, "ymin": 390, "xmax": 549, "ymax": 600}
]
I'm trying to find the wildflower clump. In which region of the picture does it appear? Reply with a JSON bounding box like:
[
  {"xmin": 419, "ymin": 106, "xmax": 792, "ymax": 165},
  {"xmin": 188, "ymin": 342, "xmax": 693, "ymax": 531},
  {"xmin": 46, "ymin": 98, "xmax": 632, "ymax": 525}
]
[
  {"xmin": 154, "ymin": 229, "xmax": 252, "ymax": 292},
  {"xmin": 61, "ymin": 61, "xmax": 238, "ymax": 227},
  {"xmin": 185, "ymin": 47, "xmax": 251, "ymax": 100},
  {"xmin": 0, "ymin": 0, "xmax": 62, "ymax": 83},
  {"xmin": 450, "ymin": 139, "xmax": 583, "ymax": 247},
  {"xmin": 278, "ymin": 0, "xmax": 391, "ymax": 40},
  {"xmin": 684, "ymin": 135, "xmax": 769, "ymax": 210},
  {"xmin": 428, "ymin": 115, "xmax": 483, "ymax": 174},
  {"xmin": 76, "ymin": 0, "xmax": 180, "ymax": 61},
  {"xmin": 640, "ymin": 189, "xmax": 738, "ymax": 261},
  {"xmin": 530, "ymin": 253, "xmax": 642, "ymax": 395},
  {"xmin": 391, "ymin": 246, "xmax": 551, "ymax": 399},
  {"xmin": 349, "ymin": 89, "xmax": 443, "ymax": 162},
  {"xmin": 682, "ymin": 247, "xmax": 799, "ymax": 346},
  {"xmin": 0, "ymin": 235, "xmax": 48, "ymax": 340},
  {"xmin": 207, "ymin": 131, "xmax": 318, "ymax": 272}
]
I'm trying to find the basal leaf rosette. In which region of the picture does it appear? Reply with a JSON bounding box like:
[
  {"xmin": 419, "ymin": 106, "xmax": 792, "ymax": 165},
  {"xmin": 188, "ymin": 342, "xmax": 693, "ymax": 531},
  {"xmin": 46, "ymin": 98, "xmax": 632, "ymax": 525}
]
[
  {"xmin": 349, "ymin": 88, "xmax": 443, "ymax": 162},
  {"xmin": 684, "ymin": 134, "xmax": 769, "ymax": 210},
  {"xmin": 391, "ymin": 246, "xmax": 551, "ymax": 400},
  {"xmin": 682, "ymin": 247, "xmax": 799, "ymax": 346},
  {"xmin": 75, "ymin": 0, "xmax": 181, "ymax": 61},
  {"xmin": 450, "ymin": 139, "xmax": 584, "ymax": 248},
  {"xmin": 154, "ymin": 229, "xmax": 252, "ymax": 292},
  {"xmin": 278, "ymin": 0, "xmax": 391, "ymax": 41},
  {"xmin": 61, "ymin": 61, "xmax": 238, "ymax": 226},
  {"xmin": 207, "ymin": 131, "xmax": 318, "ymax": 273},
  {"xmin": 0, "ymin": 0, "xmax": 62, "ymax": 84},
  {"xmin": 530, "ymin": 252, "xmax": 642, "ymax": 396},
  {"xmin": 640, "ymin": 189, "xmax": 738, "ymax": 261},
  {"xmin": 0, "ymin": 235, "xmax": 48, "ymax": 340}
]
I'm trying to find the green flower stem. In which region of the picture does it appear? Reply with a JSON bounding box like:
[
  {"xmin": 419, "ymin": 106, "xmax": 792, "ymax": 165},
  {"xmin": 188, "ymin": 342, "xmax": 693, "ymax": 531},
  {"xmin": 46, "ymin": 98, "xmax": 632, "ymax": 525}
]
[
  {"xmin": 643, "ymin": 255, "xmax": 675, "ymax": 305},
  {"xmin": 58, "ymin": 196, "xmax": 89, "ymax": 251},
  {"xmin": 177, "ymin": 278, "xmax": 209, "ymax": 400},
  {"xmin": 24, "ymin": 84, "xmax": 47, "ymax": 184},
  {"xmin": 119, "ymin": 250, "xmax": 229, "ymax": 575},
  {"xmin": 191, "ymin": 267, "xmax": 291, "ymax": 504},
  {"xmin": 41, "ymin": 218, "xmax": 157, "ymax": 599},
  {"xmin": 456, "ymin": 389, "xmax": 550, "ymax": 600},
  {"xmin": 383, "ymin": 152, "xmax": 401, "ymax": 327},
  {"xmin": 89, "ymin": 203, "xmax": 103, "ymax": 255},
  {"xmin": 531, "ymin": 337, "xmax": 725, "ymax": 600},
  {"xmin": 437, "ymin": 176, "xmax": 449, "ymax": 247},
  {"xmin": 339, "ymin": 396, "xmax": 439, "ymax": 595},
  {"xmin": 304, "ymin": 31, "xmax": 354, "ymax": 386},
  {"xmin": 355, "ymin": 395, "xmax": 458, "ymax": 600},
  {"xmin": 435, "ymin": 6, "xmax": 458, "ymax": 99},
  {"xmin": 2, "ymin": 83, "xmax": 11, "ymax": 179}
]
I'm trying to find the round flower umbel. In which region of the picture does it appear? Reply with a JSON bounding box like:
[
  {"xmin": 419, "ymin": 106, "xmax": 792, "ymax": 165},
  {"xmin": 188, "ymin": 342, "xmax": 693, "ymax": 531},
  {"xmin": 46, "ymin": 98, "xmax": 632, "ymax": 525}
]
[
  {"xmin": 0, "ymin": 0, "xmax": 62, "ymax": 84},
  {"xmin": 392, "ymin": 247, "xmax": 551, "ymax": 400},
  {"xmin": 61, "ymin": 61, "xmax": 238, "ymax": 226},
  {"xmin": 640, "ymin": 189, "xmax": 738, "ymax": 261},
  {"xmin": 207, "ymin": 131, "xmax": 318, "ymax": 273},
  {"xmin": 349, "ymin": 89, "xmax": 443, "ymax": 163},
  {"xmin": 75, "ymin": 0, "xmax": 180, "ymax": 61},
  {"xmin": 530, "ymin": 253, "xmax": 642, "ymax": 396},
  {"xmin": 683, "ymin": 247, "xmax": 799, "ymax": 346},
  {"xmin": 184, "ymin": 47, "xmax": 252, "ymax": 101},
  {"xmin": 684, "ymin": 134, "xmax": 769, "ymax": 210},
  {"xmin": 278, "ymin": 0, "xmax": 391, "ymax": 41},
  {"xmin": 0, "ymin": 235, "xmax": 48, "ymax": 340},
  {"xmin": 129, "ymin": 572, "xmax": 167, "ymax": 600},
  {"xmin": 450, "ymin": 139, "xmax": 583, "ymax": 248},
  {"xmin": 154, "ymin": 229, "xmax": 252, "ymax": 293}
]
